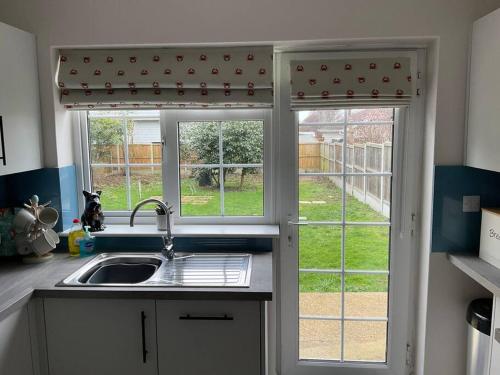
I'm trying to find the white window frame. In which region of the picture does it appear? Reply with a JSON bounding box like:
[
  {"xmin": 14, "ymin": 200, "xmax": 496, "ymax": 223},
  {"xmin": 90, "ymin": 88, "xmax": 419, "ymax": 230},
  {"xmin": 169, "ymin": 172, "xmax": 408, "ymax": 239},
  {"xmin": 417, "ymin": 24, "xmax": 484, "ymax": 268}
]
[
  {"xmin": 276, "ymin": 50, "xmax": 425, "ymax": 375},
  {"xmin": 75, "ymin": 108, "xmax": 274, "ymax": 225}
]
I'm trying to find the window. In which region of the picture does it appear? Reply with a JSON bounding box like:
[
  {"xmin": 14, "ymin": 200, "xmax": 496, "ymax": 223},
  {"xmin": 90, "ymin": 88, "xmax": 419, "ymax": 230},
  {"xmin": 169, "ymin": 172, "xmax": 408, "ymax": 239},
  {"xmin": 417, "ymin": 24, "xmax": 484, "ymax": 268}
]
[
  {"xmin": 178, "ymin": 120, "xmax": 264, "ymax": 217},
  {"xmin": 87, "ymin": 110, "xmax": 162, "ymax": 211},
  {"xmin": 81, "ymin": 109, "xmax": 272, "ymax": 223}
]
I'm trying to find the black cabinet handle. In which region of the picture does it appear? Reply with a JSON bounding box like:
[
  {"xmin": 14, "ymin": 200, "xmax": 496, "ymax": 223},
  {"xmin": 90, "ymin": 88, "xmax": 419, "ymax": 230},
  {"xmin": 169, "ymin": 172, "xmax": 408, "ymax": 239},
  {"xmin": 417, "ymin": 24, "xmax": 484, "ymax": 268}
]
[
  {"xmin": 141, "ymin": 311, "xmax": 148, "ymax": 363},
  {"xmin": 179, "ymin": 314, "xmax": 234, "ymax": 321},
  {"xmin": 0, "ymin": 117, "xmax": 6, "ymax": 166}
]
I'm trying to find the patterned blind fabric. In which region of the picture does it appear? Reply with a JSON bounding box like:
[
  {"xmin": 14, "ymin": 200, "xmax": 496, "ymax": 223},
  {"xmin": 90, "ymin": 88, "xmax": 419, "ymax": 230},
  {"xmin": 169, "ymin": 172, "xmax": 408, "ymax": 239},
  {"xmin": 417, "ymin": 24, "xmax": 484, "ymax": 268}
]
[
  {"xmin": 290, "ymin": 57, "xmax": 413, "ymax": 109},
  {"xmin": 56, "ymin": 47, "xmax": 273, "ymax": 109}
]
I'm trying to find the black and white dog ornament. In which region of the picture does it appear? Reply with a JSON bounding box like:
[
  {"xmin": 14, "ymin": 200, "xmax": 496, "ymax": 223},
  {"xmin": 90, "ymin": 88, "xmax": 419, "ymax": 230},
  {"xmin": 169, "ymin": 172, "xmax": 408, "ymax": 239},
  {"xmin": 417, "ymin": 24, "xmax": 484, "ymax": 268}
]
[{"xmin": 81, "ymin": 190, "xmax": 105, "ymax": 232}]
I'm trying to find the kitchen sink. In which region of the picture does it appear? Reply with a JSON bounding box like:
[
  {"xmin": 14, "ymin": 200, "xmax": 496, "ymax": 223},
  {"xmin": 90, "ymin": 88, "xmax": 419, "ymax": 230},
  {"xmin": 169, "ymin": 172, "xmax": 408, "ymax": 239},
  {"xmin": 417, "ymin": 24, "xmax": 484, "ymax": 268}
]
[{"xmin": 59, "ymin": 252, "xmax": 252, "ymax": 287}]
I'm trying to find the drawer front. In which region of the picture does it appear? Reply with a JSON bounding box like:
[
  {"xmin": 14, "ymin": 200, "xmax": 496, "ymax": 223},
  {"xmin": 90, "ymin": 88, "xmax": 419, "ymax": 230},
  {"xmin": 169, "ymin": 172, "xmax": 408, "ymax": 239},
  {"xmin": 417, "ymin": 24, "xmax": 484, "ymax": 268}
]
[{"xmin": 157, "ymin": 300, "xmax": 262, "ymax": 375}]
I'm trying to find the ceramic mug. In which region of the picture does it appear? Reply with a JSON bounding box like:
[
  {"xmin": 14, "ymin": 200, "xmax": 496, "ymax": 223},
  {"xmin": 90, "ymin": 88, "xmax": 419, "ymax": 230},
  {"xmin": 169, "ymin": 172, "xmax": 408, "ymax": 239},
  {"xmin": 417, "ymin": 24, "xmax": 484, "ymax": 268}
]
[
  {"xmin": 31, "ymin": 229, "xmax": 59, "ymax": 256},
  {"xmin": 37, "ymin": 207, "xmax": 59, "ymax": 229},
  {"xmin": 13, "ymin": 209, "xmax": 36, "ymax": 234}
]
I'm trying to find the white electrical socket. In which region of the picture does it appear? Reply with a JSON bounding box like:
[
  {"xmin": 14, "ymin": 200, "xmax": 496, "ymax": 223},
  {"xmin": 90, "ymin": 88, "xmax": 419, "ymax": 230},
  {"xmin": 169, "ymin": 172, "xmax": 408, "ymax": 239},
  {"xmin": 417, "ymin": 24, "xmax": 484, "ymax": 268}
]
[{"xmin": 462, "ymin": 195, "xmax": 480, "ymax": 212}]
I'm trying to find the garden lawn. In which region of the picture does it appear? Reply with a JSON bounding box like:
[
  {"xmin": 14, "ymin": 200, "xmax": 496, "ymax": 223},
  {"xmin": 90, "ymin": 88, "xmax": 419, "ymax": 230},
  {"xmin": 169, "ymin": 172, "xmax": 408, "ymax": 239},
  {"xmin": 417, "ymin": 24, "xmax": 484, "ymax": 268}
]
[{"xmin": 97, "ymin": 174, "xmax": 389, "ymax": 293}]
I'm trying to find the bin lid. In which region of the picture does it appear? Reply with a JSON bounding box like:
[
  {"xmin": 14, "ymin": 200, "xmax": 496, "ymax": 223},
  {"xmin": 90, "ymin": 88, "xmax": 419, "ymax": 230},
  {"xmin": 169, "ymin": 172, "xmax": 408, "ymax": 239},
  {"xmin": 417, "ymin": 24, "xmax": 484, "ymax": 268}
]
[{"xmin": 466, "ymin": 298, "xmax": 493, "ymax": 336}]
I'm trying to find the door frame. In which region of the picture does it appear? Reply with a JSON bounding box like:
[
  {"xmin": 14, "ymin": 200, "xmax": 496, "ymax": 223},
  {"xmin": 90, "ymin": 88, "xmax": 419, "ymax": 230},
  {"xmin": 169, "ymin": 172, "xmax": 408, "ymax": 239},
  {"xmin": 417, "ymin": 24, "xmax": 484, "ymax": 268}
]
[{"xmin": 276, "ymin": 49, "xmax": 426, "ymax": 375}]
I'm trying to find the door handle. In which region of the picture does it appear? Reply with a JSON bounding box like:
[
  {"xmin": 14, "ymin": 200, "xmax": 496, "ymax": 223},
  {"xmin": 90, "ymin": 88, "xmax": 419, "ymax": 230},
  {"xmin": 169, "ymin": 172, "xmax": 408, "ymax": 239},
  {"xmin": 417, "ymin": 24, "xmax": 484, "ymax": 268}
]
[
  {"xmin": 495, "ymin": 328, "xmax": 500, "ymax": 344},
  {"xmin": 141, "ymin": 311, "xmax": 148, "ymax": 363},
  {"xmin": 179, "ymin": 314, "xmax": 234, "ymax": 321}
]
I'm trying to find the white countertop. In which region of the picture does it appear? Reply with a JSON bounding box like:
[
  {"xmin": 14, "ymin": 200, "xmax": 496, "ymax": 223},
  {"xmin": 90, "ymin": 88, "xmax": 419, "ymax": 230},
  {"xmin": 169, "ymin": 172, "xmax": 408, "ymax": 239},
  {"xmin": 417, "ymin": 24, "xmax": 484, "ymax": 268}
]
[
  {"xmin": 448, "ymin": 254, "xmax": 500, "ymax": 295},
  {"xmin": 60, "ymin": 224, "xmax": 280, "ymax": 238}
]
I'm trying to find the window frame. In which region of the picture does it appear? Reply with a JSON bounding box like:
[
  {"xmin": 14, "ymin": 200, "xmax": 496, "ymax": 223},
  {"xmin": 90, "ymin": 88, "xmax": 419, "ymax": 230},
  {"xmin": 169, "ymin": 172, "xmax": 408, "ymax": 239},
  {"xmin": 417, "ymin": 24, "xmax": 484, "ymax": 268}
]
[
  {"xmin": 76, "ymin": 108, "xmax": 274, "ymax": 225},
  {"xmin": 276, "ymin": 49, "xmax": 425, "ymax": 375},
  {"xmin": 163, "ymin": 109, "xmax": 273, "ymax": 225}
]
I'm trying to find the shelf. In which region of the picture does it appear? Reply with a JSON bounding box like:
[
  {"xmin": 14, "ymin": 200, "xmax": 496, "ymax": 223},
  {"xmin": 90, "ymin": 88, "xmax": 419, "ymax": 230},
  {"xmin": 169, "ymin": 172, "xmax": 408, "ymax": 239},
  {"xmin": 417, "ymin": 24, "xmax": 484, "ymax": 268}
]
[
  {"xmin": 448, "ymin": 254, "xmax": 500, "ymax": 295},
  {"xmin": 59, "ymin": 224, "xmax": 280, "ymax": 239}
]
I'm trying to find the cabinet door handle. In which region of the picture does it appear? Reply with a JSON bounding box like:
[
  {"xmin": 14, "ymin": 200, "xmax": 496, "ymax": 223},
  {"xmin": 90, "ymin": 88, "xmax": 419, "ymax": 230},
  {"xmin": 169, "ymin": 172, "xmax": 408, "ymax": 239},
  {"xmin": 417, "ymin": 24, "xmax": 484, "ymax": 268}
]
[
  {"xmin": 179, "ymin": 314, "xmax": 234, "ymax": 321},
  {"xmin": 141, "ymin": 311, "xmax": 148, "ymax": 363},
  {"xmin": 0, "ymin": 117, "xmax": 6, "ymax": 166}
]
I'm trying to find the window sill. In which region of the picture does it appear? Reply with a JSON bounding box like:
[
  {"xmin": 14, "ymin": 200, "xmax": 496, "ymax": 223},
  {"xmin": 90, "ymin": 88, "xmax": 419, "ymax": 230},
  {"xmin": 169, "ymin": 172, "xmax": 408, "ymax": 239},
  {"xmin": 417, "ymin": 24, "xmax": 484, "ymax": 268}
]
[{"xmin": 59, "ymin": 224, "xmax": 280, "ymax": 239}]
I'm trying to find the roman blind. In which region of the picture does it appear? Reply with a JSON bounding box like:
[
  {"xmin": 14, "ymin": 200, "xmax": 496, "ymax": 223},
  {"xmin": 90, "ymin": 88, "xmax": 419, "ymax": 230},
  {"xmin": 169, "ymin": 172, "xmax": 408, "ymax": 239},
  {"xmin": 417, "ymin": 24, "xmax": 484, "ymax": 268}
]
[
  {"xmin": 56, "ymin": 47, "xmax": 273, "ymax": 109},
  {"xmin": 290, "ymin": 57, "xmax": 413, "ymax": 109}
]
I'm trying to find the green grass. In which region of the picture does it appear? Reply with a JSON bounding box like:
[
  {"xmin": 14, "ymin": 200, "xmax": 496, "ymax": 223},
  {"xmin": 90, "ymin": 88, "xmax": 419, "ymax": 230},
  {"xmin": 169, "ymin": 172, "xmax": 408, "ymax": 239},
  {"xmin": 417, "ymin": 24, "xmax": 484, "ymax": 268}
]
[{"xmin": 96, "ymin": 174, "xmax": 389, "ymax": 293}]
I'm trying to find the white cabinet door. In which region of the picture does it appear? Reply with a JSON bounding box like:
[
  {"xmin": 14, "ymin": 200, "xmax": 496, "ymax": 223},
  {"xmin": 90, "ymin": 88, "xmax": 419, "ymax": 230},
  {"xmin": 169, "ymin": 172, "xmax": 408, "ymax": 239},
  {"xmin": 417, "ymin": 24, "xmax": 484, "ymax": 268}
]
[
  {"xmin": 44, "ymin": 298, "xmax": 157, "ymax": 375},
  {"xmin": 0, "ymin": 22, "xmax": 42, "ymax": 176},
  {"xmin": 466, "ymin": 9, "xmax": 500, "ymax": 172},
  {"xmin": 157, "ymin": 300, "xmax": 262, "ymax": 375},
  {"xmin": 0, "ymin": 306, "xmax": 34, "ymax": 375},
  {"xmin": 490, "ymin": 296, "xmax": 500, "ymax": 374}
]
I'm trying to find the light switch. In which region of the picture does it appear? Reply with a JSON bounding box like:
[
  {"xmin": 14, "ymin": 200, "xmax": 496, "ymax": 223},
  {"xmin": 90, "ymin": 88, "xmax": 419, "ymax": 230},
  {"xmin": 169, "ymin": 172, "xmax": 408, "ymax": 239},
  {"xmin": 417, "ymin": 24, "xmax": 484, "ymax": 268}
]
[{"xmin": 462, "ymin": 195, "xmax": 480, "ymax": 212}]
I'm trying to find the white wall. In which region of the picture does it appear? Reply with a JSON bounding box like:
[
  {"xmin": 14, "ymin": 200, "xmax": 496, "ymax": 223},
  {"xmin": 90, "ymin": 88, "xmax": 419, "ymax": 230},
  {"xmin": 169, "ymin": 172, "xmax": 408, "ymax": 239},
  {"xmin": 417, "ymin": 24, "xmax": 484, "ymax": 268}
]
[{"xmin": 1, "ymin": 1, "xmax": 500, "ymax": 374}]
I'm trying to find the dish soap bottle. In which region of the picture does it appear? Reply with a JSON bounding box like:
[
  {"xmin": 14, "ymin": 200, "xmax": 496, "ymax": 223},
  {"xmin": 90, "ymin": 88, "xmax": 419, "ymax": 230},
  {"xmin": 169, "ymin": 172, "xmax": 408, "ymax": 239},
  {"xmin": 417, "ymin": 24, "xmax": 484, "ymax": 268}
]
[
  {"xmin": 79, "ymin": 226, "xmax": 96, "ymax": 257},
  {"xmin": 68, "ymin": 218, "xmax": 85, "ymax": 256}
]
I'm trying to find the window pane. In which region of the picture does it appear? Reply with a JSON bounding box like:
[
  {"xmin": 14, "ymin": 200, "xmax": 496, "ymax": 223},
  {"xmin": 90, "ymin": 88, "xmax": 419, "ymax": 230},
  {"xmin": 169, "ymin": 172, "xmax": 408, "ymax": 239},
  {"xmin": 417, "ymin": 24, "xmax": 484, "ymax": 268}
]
[
  {"xmin": 222, "ymin": 121, "xmax": 263, "ymax": 164},
  {"xmin": 344, "ymin": 226, "xmax": 390, "ymax": 271},
  {"xmin": 344, "ymin": 321, "xmax": 387, "ymax": 362},
  {"xmin": 178, "ymin": 121, "xmax": 219, "ymax": 165},
  {"xmin": 299, "ymin": 124, "xmax": 344, "ymax": 174},
  {"xmin": 126, "ymin": 118, "xmax": 161, "ymax": 164},
  {"xmin": 91, "ymin": 166, "xmax": 128, "ymax": 210},
  {"xmin": 299, "ymin": 176, "xmax": 342, "ymax": 222},
  {"xmin": 88, "ymin": 116, "xmax": 124, "ymax": 164},
  {"xmin": 299, "ymin": 272, "xmax": 341, "ymax": 317},
  {"xmin": 299, "ymin": 109, "xmax": 346, "ymax": 124},
  {"xmin": 299, "ymin": 226, "xmax": 341, "ymax": 270},
  {"xmin": 130, "ymin": 166, "xmax": 162, "ymax": 209},
  {"xmin": 179, "ymin": 167, "xmax": 220, "ymax": 216},
  {"xmin": 223, "ymin": 167, "xmax": 263, "ymax": 216},
  {"xmin": 344, "ymin": 274, "xmax": 388, "ymax": 318},
  {"xmin": 300, "ymin": 319, "xmax": 341, "ymax": 361},
  {"xmin": 347, "ymin": 108, "xmax": 393, "ymax": 123}
]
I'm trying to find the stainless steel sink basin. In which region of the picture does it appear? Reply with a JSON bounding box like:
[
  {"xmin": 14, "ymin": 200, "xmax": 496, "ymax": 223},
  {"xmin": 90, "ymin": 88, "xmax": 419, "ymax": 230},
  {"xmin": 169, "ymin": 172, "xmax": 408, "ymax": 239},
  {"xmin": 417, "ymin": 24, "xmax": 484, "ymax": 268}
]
[{"xmin": 59, "ymin": 252, "xmax": 252, "ymax": 287}]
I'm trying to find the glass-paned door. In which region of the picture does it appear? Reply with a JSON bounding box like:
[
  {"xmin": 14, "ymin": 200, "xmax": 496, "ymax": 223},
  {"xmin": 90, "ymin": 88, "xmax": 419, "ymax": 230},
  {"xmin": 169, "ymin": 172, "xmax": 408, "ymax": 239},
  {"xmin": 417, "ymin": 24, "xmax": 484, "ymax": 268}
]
[
  {"xmin": 298, "ymin": 108, "xmax": 394, "ymax": 363},
  {"xmin": 280, "ymin": 104, "xmax": 415, "ymax": 375}
]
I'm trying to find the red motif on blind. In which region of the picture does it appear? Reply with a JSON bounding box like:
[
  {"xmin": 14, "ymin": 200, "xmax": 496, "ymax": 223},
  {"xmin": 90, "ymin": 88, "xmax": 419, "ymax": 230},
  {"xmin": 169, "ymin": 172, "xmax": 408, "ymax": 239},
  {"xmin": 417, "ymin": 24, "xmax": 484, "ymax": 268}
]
[
  {"xmin": 344, "ymin": 64, "xmax": 352, "ymax": 70},
  {"xmin": 371, "ymin": 89, "xmax": 379, "ymax": 98},
  {"xmin": 346, "ymin": 89, "xmax": 354, "ymax": 98},
  {"xmin": 296, "ymin": 65, "xmax": 304, "ymax": 72},
  {"xmin": 153, "ymin": 55, "xmax": 160, "ymax": 62},
  {"xmin": 396, "ymin": 89, "xmax": 404, "ymax": 97},
  {"xmin": 212, "ymin": 68, "xmax": 219, "ymax": 75},
  {"xmin": 394, "ymin": 62, "xmax": 401, "ymax": 69},
  {"xmin": 84, "ymin": 90, "xmax": 92, "ymax": 96},
  {"xmin": 83, "ymin": 57, "xmax": 90, "ymax": 63},
  {"xmin": 152, "ymin": 82, "xmax": 159, "ymax": 88},
  {"xmin": 106, "ymin": 56, "xmax": 114, "ymax": 63},
  {"xmin": 200, "ymin": 54, "xmax": 207, "ymax": 61},
  {"xmin": 224, "ymin": 83, "xmax": 231, "ymax": 89},
  {"xmin": 248, "ymin": 82, "xmax": 255, "ymax": 88},
  {"xmin": 60, "ymin": 56, "xmax": 67, "ymax": 63},
  {"xmin": 164, "ymin": 69, "xmax": 172, "ymax": 75},
  {"xmin": 130, "ymin": 89, "xmax": 138, "ymax": 95},
  {"xmin": 333, "ymin": 78, "xmax": 341, "ymax": 84},
  {"xmin": 248, "ymin": 89, "xmax": 255, "ymax": 96},
  {"xmin": 176, "ymin": 81, "xmax": 183, "ymax": 88},
  {"xmin": 247, "ymin": 54, "xmax": 254, "ymax": 61},
  {"xmin": 94, "ymin": 69, "xmax": 102, "ymax": 76},
  {"xmin": 105, "ymin": 82, "xmax": 112, "ymax": 88},
  {"xmin": 200, "ymin": 82, "xmax": 207, "ymax": 88},
  {"xmin": 320, "ymin": 64, "xmax": 328, "ymax": 71},
  {"xmin": 117, "ymin": 70, "xmax": 125, "ymax": 76},
  {"xmin": 187, "ymin": 68, "xmax": 195, "ymax": 75},
  {"xmin": 321, "ymin": 90, "xmax": 329, "ymax": 98},
  {"xmin": 81, "ymin": 83, "xmax": 88, "ymax": 89},
  {"xmin": 128, "ymin": 83, "xmax": 136, "ymax": 88},
  {"xmin": 358, "ymin": 77, "xmax": 366, "ymax": 83},
  {"xmin": 382, "ymin": 76, "xmax": 390, "ymax": 83},
  {"xmin": 176, "ymin": 55, "xmax": 183, "ymax": 62},
  {"xmin": 309, "ymin": 79, "xmax": 317, "ymax": 86},
  {"xmin": 258, "ymin": 68, "xmax": 266, "ymax": 75},
  {"xmin": 141, "ymin": 69, "xmax": 149, "ymax": 75},
  {"xmin": 58, "ymin": 82, "xmax": 65, "ymax": 88},
  {"xmin": 129, "ymin": 56, "xmax": 137, "ymax": 63},
  {"xmin": 369, "ymin": 63, "xmax": 377, "ymax": 69},
  {"xmin": 70, "ymin": 69, "xmax": 78, "ymax": 75},
  {"xmin": 235, "ymin": 68, "xmax": 243, "ymax": 75},
  {"xmin": 224, "ymin": 54, "xmax": 231, "ymax": 61}
]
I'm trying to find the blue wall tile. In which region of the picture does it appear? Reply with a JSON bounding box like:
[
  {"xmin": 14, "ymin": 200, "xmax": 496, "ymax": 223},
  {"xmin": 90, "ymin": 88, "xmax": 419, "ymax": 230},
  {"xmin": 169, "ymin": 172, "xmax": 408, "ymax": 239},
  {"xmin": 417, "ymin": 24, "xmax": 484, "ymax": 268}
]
[
  {"xmin": 432, "ymin": 166, "xmax": 500, "ymax": 253},
  {"xmin": 58, "ymin": 165, "xmax": 79, "ymax": 230}
]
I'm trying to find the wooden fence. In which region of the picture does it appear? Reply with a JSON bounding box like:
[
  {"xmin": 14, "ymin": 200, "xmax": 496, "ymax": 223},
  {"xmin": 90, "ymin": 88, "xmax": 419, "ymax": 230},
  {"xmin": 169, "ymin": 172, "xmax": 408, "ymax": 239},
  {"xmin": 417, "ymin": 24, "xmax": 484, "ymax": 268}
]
[
  {"xmin": 92, "ymin": 144, "xmax": 162, "ymax": 164},
  {"xmin": 299, "ymin": 142, "xmax": 392, "ymax": 217}
]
